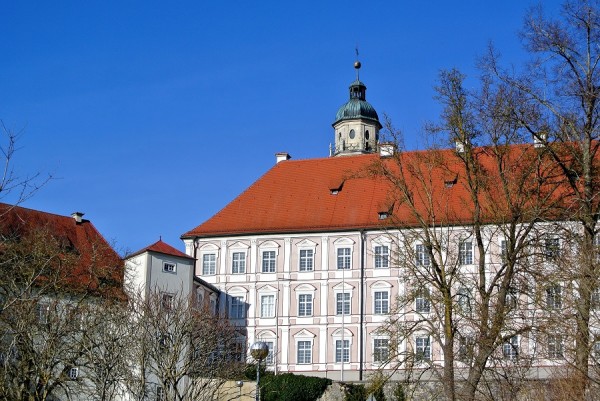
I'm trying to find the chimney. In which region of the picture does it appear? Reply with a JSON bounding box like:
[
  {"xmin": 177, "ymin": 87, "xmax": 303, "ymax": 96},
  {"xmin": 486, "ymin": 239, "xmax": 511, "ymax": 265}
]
[
  {"xmin": 275, "ymin": 152, "xmax": 291, "ymax": 164},
  {"xmin": 71, "ymin": 212, "xmax": 84, "ymax": 224},
  {"xmin": 455, "ymin": 140, "xmax": 466, "ymax": 154},
  {"xmin": 379, "ymin": 143, "xmax": 396, "ymax": 157},
  {"xmin": 533, "ymin": 132, "xmax": 547, "ymax": 148}
]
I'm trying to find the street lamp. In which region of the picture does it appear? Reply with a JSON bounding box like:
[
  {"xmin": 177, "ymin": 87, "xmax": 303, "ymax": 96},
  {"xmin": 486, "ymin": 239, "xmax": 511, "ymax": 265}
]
[
  {"xmin": 235, "ymin": 380, "xmax": 244, "ymax": 399},
  {"xmin": 250, "ymin": 341, "xmax": 269, "ymax": 401}
]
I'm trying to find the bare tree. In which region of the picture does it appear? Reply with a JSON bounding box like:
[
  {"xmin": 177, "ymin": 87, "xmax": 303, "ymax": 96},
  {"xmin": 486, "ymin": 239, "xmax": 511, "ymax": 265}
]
[
  {"xmin": 368, "ymin": 68, "xmax": 562, "ymax": 401},
  {"xmin": 481, "ymin": 1, "xmax": 600, "ymax": 398},
  {"xmin": 0, "ymin": 121, "xmax": 50, "ymax": 208},
  {"xmin": 125, "ymin": 289, "xmax": 245, "ymax": 401}
]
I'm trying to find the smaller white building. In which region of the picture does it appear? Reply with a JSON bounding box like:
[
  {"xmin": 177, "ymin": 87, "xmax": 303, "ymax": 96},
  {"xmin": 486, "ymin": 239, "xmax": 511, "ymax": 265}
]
[{"xmin": 126, "ymin": 238, "xmax": 220, "ymax": 309}]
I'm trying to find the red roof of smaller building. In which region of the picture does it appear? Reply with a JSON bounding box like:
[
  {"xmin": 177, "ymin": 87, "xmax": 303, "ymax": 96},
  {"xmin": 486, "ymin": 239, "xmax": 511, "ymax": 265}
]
[
  {"xmin": 129, "ymin": 239, "xmax": 194, "ymax": 260},
  {"xmin": 0, "ymin": 203, "xmax": 125, "ymax": 298}
]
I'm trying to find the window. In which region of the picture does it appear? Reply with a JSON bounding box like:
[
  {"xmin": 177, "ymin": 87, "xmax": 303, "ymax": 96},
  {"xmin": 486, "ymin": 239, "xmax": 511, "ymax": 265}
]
[
  {"xmin": 68, "ymin": 367, "xmax": 79, "ymax": 380},
  {"xmin": 458, "ymin": 240, "xmax": 473, "ymax": 265},
  {"xmin": 374, "ymin": 245, "xmax": 389, "ymax": 268},
  {"xmin": 506, "ymin": 287, "xmax": 518, "ymax": 309},
  {"xmin": 415, "ymin": 244, "xmax": 430, "ymax": 266},
  {"xmin": 265, "ymin": 341, "xmax": 274, "ymax": 365},
  {"xmin": 156, "ymin": 386, "xmax": 165, "ymax": 401},
  {"xmin": 593, "ymin": 288, "xmax": 600, "ymax": 309},
  {"xmin": 548, "ymin": 335, "xmax": 564, "ymax": 359},
  {"xmin": 260, "ymin": 295, "xmax": 275, "ymax": 318},
  {"xmin": 162, "ymin": 262, "xmax": 176, "ymax": 273},
  {"xmin": 335, "ymin": 339, "xmax": 350, "ymax": 363},
  {"xmin": 230, "ymin": 296, "xmax": 245, "ymax": 319},
  {"xmin": 298, "ymin": 294, "xmax": 313, "ymax": 317},
  {"xmin": 202, "ymin": 254, "xmax": 216, "ymax": 275},
  {"xmin": 337, "ymin": 248, "xmax": 351, "ymax": 269},
  {"xmin": 415, "ymin": 336, "xmax": 431, "ymax": 361},
  {"xmin": 232, "ymin": 252, "xmax": 246, "ymax": 274},
  {"xmin": 415, "ymin": 288, "xmax": 431, "ymax": 313},
  {"xmin": 232, "ymin": 341, "xmax": 246, "ymax": 362},
  {"xmin": 457, "ymin": 287, "xmax": 472, "ymax": 315},
  {"xmin": 544, "ymin": 237, "xmax": 560, "ymax": 260},
  {"xmin": 500, "ymin": 240, "xmax": 507, "ymax": 263},
  {"xmin": 161, "ymin": 293, "xmax": 174, "ymax": 311},
  {"xmin": 336, "ymin": 292, "xmax": 351, "ymax": 315},
  {"xmin": 297, "ymin": 341, "xmax": 312, "ymax": 364},
  {"xmin": 36, "ymin": 302, "xmax": 49, "ymax": 324},
  {"xmin": 374, "ymin": 291, "xmax": 389, "ymax": 314},
  {"xmin": 299, "ymin": 249, "xmax": 314, "ymax": 272},
  {"xmin": 458, "ymin": 335, "xmax": 474, "ymax": 363},
  {"xmin": 373, "ymin": 338, "xmax": 389, "ymax": 363},
  {"xmin": 546, "ymin": 284, "xmax": 562, "ymax": 310},
  {"xmin": 594, "ymin": 340, "xmax": 600, "ymax": 358},
  {"xmin": 503, "ymin": 336, "xmax": 518, "ymax": 360},
  {"xmin": 262, "ymin": 251, "xmax": 276, "ymax": 273}
]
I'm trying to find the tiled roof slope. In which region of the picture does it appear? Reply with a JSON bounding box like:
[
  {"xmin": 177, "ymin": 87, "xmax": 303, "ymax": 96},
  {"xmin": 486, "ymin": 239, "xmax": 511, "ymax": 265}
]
[
  {"xmin": 0, "ymin": 203, "xmax": 125, "ymax": 298},
  {"xmin": 129, "ymin": 239, "xmax": 194, "ymax": 260},
  {"xmin": 182, "ymin": 145, "xmax": 570, "ymax": 239}
]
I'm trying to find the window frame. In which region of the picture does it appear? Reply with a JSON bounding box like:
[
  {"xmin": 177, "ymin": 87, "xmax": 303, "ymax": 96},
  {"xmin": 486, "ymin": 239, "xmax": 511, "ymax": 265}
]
[
  {"xmin": 374, "ymin": 245, "xmax": 389, "ymax": 268},
  {"xmin": 337, "ymin": 247, "xmax": 352, "ymax": 270},
  {"xmin": 457, "ymin": 287, "xmax": 472, "ymax": 315},
  {"xmin": 458, "ymin": 240, "xmax": 473, "ymax": 265},
  {"xmin": 546, "ymin": 284, "xmax": 562, "ymax": 310},
  {"xmin": 230, "ymin": 296, "xmax": 245, "ymax": 319},
  {"xmin": 544, "ymin": 237, "xmax": 560, "ymax": 261},
  {"xmin": 161, "ymin": 293, "xmax": 174, "ymax": 311},
  {"xmin": 502, "ymin": 336, "xmax": 519, "ymax": 360},
  {"xmin": 260, "ymin": 294, "xmax": 275, "ymax": 318},
  {"xmin": 201, "ymin": 253, "xmax": 217, "ymax": 275},
  {"xmin": 415, "ymin": 243, "xmax": 430, "ymax": 267},
  {"xmin": 374, "ymin": 290, "xmax": 389, "ymax": 314},
  {"xmin": 162, "ymin": 262, "xmax": 176, "ymax": 273},
  {"xmin": 299, "ymin": 248, "xmax": 315, "ymax": 272},
  {"xmin": 297, "ymin": 340, "xmax": 312, "ymax": 364},
  {"xmin": 261, "ymin": 250, "xmax": 276, "ymax": 273},
  {"xmin": 231, "ymin": 251, "xmax": 246, "ymax": 274},
  {"xmin": 373, "ymin": 338, "xmax": 389, "ymax": 363},
  {"xmin": 335, "ymin": 339, "xmax": 350, "ymax": 363},
  {"xmin": 548, "ymin": 335, "xmax": 564, "ymax": 359},
  {"xmin": 415, "ymin": 336, "xmax": 431, "ymax": 361},
  {"xmin": 298, "ymin": 293, "xmax": 313, "ymax": 317},
  {"xmin": 336, "ymin": 292, "xmax": 351, "ymax": 315},
  {"xmin": 415, "ymin": 288, "xmax": 431, "ymax": 314}
]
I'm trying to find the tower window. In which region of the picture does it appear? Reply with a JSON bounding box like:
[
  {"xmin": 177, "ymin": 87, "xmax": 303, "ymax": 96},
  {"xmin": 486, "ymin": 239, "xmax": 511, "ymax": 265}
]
[
  {"xmin": 349, "ymin": 129, "xmax": 355, "ymax": 139},
  {"xmin": 365, "ymin": 130, "xmax": 369, "ymax": 140}
]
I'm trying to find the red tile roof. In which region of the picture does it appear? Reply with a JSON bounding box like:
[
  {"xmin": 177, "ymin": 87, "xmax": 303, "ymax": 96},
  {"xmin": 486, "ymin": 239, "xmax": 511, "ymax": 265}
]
[
  {"xmin": 0, "ymin": 203, "xmax": 125, "ymax": 298},
  {"xmin": 129, "ymin": 239, "xmax": 194, "ymax": 260},
  {"xmin": 182, "ymin": 145, "xmax": 571, "ymax": 239}
]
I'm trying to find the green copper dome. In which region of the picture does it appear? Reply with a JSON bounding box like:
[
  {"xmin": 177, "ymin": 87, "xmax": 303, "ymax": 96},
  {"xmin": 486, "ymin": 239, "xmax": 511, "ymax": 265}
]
[{"xmin": 333, "ymin": 79, "xmax": 382, "ymax": 127}]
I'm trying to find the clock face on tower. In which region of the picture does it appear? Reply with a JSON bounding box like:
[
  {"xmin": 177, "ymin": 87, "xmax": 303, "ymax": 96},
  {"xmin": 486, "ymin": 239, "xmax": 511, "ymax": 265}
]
[{"xmin": 349, "ymin": 129, "xmax": 355, "ymax": 139}]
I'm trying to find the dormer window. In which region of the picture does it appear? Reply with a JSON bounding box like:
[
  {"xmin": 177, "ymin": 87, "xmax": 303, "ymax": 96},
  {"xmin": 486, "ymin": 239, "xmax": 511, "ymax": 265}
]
[
  {"xmin": 378, "ymin": 212, "xmax": 389, "ymax": 220},
  {"xmin": 329, "ymin": 178, "xmax": 344, "ymax": 195}
]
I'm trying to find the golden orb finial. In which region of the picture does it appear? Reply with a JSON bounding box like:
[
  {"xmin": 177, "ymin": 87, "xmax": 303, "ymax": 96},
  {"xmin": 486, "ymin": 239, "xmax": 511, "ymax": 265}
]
[{"xmin": 354, "ymin": 60, "xmax": 361, "ymax": 69}]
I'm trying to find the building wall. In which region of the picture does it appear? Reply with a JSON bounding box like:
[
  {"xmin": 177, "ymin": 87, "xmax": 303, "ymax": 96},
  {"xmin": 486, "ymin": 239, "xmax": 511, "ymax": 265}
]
[
  {"xmin": 187, "ymin": 230, "xmax": 402, "ymax": 381},
  {"xmin": 186, "ymin": 223, "xmax": 584, "ymax": 381}
]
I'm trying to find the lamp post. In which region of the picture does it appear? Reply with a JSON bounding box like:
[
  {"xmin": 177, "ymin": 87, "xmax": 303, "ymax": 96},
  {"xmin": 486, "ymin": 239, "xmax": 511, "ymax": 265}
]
[
  {"xmin": 250, "ymin": 341, "xmax": 269, "ymax": 401},
  {"xmin": 235, "ymin": 380, "xmax": 244, "ymax": 399}
]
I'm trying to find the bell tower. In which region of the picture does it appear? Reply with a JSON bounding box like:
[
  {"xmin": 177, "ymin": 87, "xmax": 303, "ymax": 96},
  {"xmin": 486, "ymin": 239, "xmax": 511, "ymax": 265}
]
[{"xmin": 332, "ymin": 58, "xmax": 382, "ymax": 156}]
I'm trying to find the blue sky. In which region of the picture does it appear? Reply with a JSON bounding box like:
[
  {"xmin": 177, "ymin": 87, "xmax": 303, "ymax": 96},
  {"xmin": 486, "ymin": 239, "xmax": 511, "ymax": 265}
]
[{"xmin": 0, "ymin": 1, "xmax": 563, "ymax": 254}]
